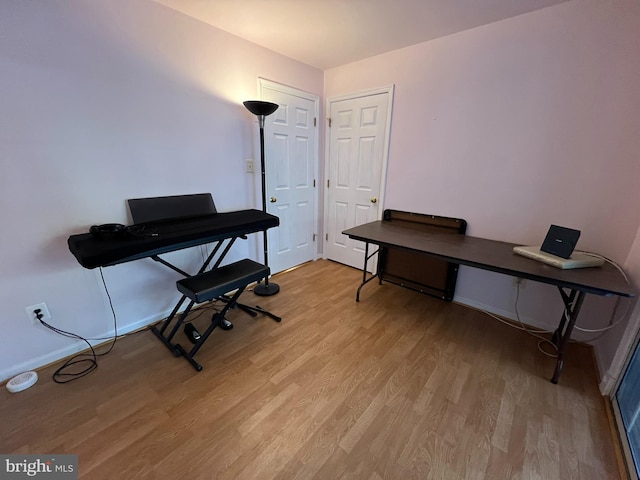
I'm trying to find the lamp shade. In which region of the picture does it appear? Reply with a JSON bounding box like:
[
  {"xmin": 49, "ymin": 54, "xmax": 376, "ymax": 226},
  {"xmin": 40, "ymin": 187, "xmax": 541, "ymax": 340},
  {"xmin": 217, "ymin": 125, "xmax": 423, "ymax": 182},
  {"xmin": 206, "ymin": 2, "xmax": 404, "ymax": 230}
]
[{"xmin": 243, "ymin": 100, "xmax": 279, "ymax": 117}]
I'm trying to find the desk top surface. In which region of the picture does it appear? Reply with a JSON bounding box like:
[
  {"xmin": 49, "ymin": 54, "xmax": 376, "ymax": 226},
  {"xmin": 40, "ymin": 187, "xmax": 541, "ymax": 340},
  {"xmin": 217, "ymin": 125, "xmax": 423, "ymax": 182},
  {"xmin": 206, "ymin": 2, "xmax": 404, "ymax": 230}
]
[
  {"xmin": 344, "ymin": 220, "xmax": 635, "ymax": 298},
  {"xmin": 69, "ymin": 209, "xmax": 278, "ymax": 269}
]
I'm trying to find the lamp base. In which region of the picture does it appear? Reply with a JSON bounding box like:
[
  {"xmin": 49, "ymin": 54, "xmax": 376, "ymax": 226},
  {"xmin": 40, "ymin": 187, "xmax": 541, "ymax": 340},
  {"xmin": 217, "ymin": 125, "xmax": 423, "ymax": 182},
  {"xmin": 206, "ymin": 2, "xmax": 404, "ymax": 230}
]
[{"xmin": 254, "ymin": 281, "xmax": 280, "ymax": 296}]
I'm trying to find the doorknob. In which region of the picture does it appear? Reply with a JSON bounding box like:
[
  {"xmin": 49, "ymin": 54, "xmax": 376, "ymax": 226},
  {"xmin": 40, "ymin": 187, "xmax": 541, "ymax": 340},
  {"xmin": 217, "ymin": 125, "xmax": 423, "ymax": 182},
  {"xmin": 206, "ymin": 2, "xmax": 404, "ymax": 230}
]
[
  {"xmin": 270, "ymin": 197, "xmax": 277, "ymax": 203},
  {"xmin": 371, "ymin": 197, "xmax": 377, "ymax": 204}
]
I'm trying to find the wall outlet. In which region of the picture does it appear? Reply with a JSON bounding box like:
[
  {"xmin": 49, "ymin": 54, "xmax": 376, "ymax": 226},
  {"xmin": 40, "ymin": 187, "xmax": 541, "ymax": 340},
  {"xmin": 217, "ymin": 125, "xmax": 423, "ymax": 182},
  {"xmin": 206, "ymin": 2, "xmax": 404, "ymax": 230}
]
[
  {"xmin": 26, "ymin": 303, "xmax": 51, "ymax": 324},
  {"xmin": 246, "ymin": 159, "xmax": 255, "ymax": 173}
]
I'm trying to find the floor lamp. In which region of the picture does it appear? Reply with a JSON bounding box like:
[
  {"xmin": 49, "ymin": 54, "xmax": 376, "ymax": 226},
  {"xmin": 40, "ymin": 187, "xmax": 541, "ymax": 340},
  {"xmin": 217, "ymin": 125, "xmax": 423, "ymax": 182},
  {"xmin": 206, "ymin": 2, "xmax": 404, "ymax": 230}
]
[{"xmin": 243, "ymin": 100, "xmax": 280, "ymax": 296}]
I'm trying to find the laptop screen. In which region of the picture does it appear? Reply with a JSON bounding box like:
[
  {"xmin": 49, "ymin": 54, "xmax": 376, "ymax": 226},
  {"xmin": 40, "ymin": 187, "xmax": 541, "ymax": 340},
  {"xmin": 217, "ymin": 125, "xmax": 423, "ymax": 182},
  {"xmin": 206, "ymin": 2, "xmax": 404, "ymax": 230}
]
[
  {"xmin": 540, "ymin": 225, "xmax": 581, "ymax": 259},
  {"xmin": 128, "ymin": 193, "xmax": 217, "ymax": 224}
]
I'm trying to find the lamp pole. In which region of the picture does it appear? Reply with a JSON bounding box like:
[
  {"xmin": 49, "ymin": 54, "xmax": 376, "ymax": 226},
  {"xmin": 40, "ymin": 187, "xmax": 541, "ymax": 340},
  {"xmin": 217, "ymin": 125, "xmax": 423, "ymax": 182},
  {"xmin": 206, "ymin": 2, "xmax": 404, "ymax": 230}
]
[{"xmin": 243, "ymin": 100, "xmax": 280, "ymax": 296}]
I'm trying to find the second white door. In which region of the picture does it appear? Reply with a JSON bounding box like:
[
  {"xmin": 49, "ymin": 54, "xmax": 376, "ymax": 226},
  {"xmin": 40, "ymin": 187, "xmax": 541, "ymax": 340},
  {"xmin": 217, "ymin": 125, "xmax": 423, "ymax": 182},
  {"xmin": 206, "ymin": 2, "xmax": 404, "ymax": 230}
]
[{"xmin": 324, "ymin": 88, "xmax": 393, "ymax": 269}]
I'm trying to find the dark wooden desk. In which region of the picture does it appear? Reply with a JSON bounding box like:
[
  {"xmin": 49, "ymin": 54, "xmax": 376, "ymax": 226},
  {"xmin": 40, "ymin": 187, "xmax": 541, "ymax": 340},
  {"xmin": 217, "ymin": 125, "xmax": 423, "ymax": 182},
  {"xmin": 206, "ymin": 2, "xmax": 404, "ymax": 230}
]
[{"xmin": 343, "ymin": 220, "xmax": 635, "ymax": 383}]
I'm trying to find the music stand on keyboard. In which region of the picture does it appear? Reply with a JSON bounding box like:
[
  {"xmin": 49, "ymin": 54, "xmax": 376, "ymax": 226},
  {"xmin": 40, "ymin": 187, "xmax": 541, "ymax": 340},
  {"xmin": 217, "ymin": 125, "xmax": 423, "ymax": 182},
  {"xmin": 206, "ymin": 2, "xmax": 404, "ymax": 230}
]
[{"xmin": 128, "ymin": 193, "xmax": 217, "ymax": 224}]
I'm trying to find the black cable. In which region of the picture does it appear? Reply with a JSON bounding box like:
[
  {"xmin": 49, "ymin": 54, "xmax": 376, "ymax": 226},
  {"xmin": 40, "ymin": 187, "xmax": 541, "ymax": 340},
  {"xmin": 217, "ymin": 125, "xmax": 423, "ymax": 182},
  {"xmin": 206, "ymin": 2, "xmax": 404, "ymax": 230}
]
[
  {"xmin": 39, "ymin": 318, "xmax": 99, "ymax": 383},
  {"xmin": 41, "ymin": 268, "xmax": 222, "ymax": 382},
  {"xmin": 39, "ymin": 267, "xmax": 119, "ymax": 383}
]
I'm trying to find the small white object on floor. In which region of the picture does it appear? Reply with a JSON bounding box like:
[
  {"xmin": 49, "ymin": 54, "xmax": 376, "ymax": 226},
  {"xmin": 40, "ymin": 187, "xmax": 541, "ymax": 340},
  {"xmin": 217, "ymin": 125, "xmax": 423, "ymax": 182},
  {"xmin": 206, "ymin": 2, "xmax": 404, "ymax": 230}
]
[{"xmin": 6, "ymin": 371, "xmax": 38, "ymax": 393}]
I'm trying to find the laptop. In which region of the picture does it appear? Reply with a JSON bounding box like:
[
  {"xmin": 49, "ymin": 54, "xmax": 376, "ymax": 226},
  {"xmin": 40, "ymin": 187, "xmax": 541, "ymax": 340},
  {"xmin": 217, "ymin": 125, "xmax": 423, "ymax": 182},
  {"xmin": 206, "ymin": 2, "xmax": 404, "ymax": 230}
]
[{"xmin": 513, "ymin": 225, "xmax": 604, "ymax": 269}]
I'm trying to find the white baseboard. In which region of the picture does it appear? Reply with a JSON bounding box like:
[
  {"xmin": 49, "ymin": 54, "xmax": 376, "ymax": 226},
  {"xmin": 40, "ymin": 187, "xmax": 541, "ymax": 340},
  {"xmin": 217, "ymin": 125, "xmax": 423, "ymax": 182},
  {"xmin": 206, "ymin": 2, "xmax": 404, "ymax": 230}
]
[
  {"xmin": 454, "ymin": 295, "xmax": 595, "ymax": 343},
  {"xmin": 599, "ymin": 371, "xmax": 617, "ymax": 395},
  {"xmin": 454, "ymin": 295, "xmax": 562, "ymax": 333},
  {"xmin": 0, "ymin": 309, "xmax": 174, "ymax": 384}
]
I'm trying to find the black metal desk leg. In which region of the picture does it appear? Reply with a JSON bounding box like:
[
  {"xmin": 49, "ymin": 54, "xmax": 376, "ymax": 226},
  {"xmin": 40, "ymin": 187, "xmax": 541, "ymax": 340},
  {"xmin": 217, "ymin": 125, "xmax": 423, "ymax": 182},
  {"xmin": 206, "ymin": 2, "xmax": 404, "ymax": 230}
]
[
  {"xmin": 551, "ymin": 289, "xmax": 586, "ymax": 384},
  {"xmin": 356, "ymin": 242, "xmax": 380, "ymax": 302}
]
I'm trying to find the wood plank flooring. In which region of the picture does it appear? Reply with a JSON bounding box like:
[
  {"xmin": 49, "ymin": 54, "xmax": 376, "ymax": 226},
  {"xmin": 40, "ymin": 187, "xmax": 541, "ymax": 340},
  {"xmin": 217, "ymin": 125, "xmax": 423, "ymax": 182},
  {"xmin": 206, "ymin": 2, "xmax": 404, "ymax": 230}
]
[{"xmin": 0, "ymin": 260, "xmax": 620, "ymax": 479}]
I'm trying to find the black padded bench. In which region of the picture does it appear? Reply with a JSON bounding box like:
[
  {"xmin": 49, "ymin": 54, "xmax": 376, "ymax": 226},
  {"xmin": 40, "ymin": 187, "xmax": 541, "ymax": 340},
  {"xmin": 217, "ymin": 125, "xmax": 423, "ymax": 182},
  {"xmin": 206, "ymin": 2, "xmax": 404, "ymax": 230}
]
[
  {"xmin": 152, "ymin": 259, "xmax": 277, "ymax": 371},
  {"xmin": 177, "ymin": 259, "xmax": 269, "ymax": 303}
]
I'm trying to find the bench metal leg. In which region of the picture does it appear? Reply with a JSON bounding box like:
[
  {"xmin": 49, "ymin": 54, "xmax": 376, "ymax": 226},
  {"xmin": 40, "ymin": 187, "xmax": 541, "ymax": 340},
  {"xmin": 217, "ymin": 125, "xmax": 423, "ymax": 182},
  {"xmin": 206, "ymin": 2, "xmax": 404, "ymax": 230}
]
[
  {"xmin": 234, "ymin": 301, "xmax": 281, "ymax": 322},
  {"xmin": 175, "ymin": 287, "xmax": 247, "ymax": 371},
  {"xmin": 151, "ymin": 299, "xmax": 196, "ymax": 355},
  {"xmin": 218, "ymin": 293, "xmax": 282, "ymax": 322}
]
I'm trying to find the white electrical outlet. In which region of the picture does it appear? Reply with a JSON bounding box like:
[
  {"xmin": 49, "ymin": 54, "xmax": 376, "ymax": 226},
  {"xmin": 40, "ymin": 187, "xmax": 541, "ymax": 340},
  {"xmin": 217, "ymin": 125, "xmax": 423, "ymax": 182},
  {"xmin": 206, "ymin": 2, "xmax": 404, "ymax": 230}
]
[
  {"xmin": 26, "ymin": 303, "xmax": 51, "ymax": 324},
  {"xmin": 246, "ymin": 159, "xmax": 255, "ymax": 173}
]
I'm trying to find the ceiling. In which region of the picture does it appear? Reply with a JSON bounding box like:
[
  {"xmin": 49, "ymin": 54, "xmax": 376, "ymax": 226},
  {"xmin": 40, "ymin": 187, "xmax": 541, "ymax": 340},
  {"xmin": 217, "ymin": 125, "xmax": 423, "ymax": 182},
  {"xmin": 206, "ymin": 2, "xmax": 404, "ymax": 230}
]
[{"xmin": 154, "ymin": 0, "xmax": 568, "ymax": 70}]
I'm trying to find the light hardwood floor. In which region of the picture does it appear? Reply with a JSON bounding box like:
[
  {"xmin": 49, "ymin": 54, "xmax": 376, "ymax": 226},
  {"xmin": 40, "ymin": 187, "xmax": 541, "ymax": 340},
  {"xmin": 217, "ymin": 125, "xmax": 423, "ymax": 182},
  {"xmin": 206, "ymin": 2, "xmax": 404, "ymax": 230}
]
[{"xmin": 1, "ymin": 260, "xmax": 620, "ymax": 479}]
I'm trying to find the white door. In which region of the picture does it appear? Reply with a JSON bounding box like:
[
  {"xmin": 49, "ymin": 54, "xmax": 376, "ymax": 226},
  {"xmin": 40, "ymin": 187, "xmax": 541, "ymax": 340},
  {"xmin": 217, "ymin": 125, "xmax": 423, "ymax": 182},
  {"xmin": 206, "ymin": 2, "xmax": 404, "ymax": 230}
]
[
  {"xmin": 260, "ymin": 80, "xmax": 319, "ymax": 274},
  {"xmin": 324, "ymin": 87, "xmax": 394, "ymax": 269}
]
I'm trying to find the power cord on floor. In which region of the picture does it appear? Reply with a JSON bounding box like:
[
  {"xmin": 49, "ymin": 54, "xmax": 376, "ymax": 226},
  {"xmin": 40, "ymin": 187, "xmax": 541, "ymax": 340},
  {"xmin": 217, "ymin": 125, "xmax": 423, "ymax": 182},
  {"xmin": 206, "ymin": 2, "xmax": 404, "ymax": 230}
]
[
  {"xmin": 37, "ymin": 258, "xmax": 231, "ymax": 383},
  {"xmin": 37, "ymin": 268, "xmax": 118, "ymax": 383},
  {"xmin": 481, "ymin": 283, "xmax": 559, "ymax": 358},
  {"xmin": 39, "ymin": 270, "xmax": 224, "ymax": 383},
  {"xmin": 571, "ymin": 250, "xmax": 633, "ymax": 339},
  {"xmin": 480, "ymin": 251, "xmax": 633, "ymax": 358}
]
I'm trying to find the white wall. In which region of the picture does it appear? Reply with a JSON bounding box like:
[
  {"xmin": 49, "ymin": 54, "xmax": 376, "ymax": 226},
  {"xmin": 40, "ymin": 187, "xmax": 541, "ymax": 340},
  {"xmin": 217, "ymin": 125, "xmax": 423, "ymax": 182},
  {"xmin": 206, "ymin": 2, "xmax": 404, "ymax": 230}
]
[
  {"xmin": 325, "ymin": 0, "xmax": 640, "ymax": 378},
  {"xmin": 0, "ymin": 0, "xmax": 322, "ymax": 381},
  {"xmin": 2, "ymin": 0, "xmax": 639, "ymax": 385}
]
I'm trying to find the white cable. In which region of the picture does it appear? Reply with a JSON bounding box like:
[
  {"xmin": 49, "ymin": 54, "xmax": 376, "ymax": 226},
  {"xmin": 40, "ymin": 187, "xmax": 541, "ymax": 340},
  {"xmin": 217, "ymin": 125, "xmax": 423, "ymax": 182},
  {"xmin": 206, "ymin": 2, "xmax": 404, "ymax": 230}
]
[
  {"xmin": 573, "ymin": 297, "xmax": 631, "ymax": 333},
  {"xmin": 471, "ymin": 250, "xmax": 632, "ymax": 354},
  {"xmin": 514, "ymin": 285, "xmax": 559, "ymax": 357},
  {"xmin": 576, "ymin": 250, "xmax": 631, "ymax": 284},
  {"xmin": 479, "ymin": 282, "xmax": 558, "ymax": 358},
  {"xmin": 571, "ymin": 251, "xmax": 633, "ymax": 336}
]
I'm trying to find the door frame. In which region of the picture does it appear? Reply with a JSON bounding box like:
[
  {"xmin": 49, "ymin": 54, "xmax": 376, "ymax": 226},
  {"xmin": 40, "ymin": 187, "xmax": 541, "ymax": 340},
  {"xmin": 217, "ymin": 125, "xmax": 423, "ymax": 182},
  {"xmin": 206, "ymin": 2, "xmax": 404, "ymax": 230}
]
[
  {"xmin": 258, "ymin": 77, "xmax": 321, "ymax": 267},
  {"xmin": 611, "ymin": 344, "xmax": 640, "ymax": 480},
  {"xmin": 608, "ymin": 301, "xmax": 640, "ymax": 479},
  {"xmin": 322, "ymin": 85, "xmax": 395, "ymax": 261},
  {"xmin": 603, "ymin": 303, "xmax": 640, "ymax": 394}
]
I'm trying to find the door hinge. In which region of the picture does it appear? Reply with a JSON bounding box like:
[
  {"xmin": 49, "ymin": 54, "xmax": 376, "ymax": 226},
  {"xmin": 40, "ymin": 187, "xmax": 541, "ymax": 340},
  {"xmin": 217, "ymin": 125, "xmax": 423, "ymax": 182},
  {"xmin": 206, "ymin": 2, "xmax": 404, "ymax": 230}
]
[
  {"xmin": 326, "ymin": 233, "xmax": 328, "ymax": 241},
  {"xmin": 327, "ymin": 179, "xmax": 330, "ymax": 188},
  {"xmin": 314, "ymin": 117, "xmax": 317, "ymax": 127},
  {"xmin": 313, "ymin": 233, "xmax": 317, "ymax": 242},
  {"xmin": 313, "ymin": 179, "xmax": 316, "ymax": 187},
  {"xmin": 328, "ymin": 118, "xmax": 331, "ymax": 127}
]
